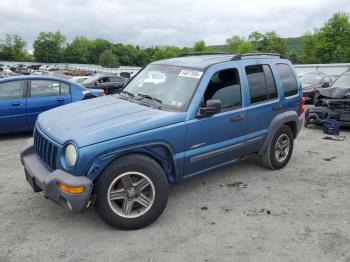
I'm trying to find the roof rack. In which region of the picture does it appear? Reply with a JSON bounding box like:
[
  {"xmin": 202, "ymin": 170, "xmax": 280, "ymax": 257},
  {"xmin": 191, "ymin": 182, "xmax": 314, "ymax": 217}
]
[
  {"xmin": 178, "ymin": 52, "xmax": 227, "ymax": 57},
  {"xmin": 231, "ymin": 52, "xmax": 282, "ymax": 61}
]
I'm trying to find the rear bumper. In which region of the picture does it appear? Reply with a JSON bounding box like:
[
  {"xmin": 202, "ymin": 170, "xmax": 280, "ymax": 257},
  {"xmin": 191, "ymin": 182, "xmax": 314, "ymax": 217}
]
[
  {"xmin": 296, "ymin": 116, "xmax": 303, "ymax": 137},
  {"xmin": 20, "ymin": 140, "xmax": 93, "ymax": 213}
]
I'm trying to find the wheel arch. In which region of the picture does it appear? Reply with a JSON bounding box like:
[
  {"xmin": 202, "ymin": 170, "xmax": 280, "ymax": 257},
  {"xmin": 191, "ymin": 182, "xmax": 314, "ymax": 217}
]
[
  {"xmin": 259, "ymin": 111, "xmax": 302, "ymax": 155},
  {"xmin": 86, "ymin": 142, "xmax": 178, "ymax": 184}
]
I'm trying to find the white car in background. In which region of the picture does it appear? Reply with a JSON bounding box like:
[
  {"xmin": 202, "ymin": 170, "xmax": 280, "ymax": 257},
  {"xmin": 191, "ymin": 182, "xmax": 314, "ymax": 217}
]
[{"xmin": 69, "ymin": 76, "xmax": 91, "ymax": 84}]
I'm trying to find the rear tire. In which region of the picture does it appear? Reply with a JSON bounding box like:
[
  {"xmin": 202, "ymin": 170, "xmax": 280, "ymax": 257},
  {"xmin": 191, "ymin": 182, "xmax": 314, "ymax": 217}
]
[
  {"xmin": 94, "ymin": 154, "xmax": 169, "ymax": 230},
  {"xmin": 260, "ymin": 125, "xmax": 294, "ymax": 170}
]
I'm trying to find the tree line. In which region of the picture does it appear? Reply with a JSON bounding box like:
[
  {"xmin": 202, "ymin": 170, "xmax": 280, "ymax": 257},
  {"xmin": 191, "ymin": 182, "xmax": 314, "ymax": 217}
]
[{"xmin": 0, "ymin": 12, "xmax": 349, "ymax": 67}]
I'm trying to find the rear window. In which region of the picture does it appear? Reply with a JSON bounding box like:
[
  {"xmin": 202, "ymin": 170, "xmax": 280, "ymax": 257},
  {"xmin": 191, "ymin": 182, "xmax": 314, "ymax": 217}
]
[{"xmin": 276, "ymin": 64, "xmax": 298, "ymax": 97}]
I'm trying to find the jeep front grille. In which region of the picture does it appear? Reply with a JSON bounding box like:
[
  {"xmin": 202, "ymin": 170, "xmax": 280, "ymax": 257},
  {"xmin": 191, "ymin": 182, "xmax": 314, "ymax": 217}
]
[{"xmin": 33, "ymin": 128, "xmax": 58, "ymax": 170}]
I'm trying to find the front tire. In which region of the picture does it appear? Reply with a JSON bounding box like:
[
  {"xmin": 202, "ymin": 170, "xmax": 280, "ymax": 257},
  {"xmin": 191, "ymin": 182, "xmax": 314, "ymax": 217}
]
[
  {"xmin": 94, "ymin": 154, "xmax": 169, "ymax": 230},
  {"xmin": 260, "ymin": 125, "xmax": 294, "ymax": 170}
]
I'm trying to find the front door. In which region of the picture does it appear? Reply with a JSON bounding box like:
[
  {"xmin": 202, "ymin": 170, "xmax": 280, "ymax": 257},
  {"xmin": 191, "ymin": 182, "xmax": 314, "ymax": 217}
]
[
  {"xmin": 0, "ymin": 80, "xmax": 27, "ymax": 133},
  {"xmin": 184, "ymin": 67, "xmax": 247, "ymax": 176}
]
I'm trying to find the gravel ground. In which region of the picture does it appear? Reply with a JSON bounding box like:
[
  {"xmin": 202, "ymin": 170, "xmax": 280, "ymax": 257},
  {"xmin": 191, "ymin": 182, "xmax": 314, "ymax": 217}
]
[{"xmin": 1, "ymin": 119, "xmax": 350, "ymax": 262}]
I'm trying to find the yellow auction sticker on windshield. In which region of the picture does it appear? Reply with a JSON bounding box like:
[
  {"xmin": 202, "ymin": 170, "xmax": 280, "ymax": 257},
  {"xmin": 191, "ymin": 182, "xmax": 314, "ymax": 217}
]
[{"xmin": 178, "ymin": 70, "xmax": 203, "ymax": 79}]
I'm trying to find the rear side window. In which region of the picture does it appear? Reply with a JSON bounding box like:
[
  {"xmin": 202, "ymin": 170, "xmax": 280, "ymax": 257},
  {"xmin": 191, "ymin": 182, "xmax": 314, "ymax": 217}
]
[
  {"xmin": 276, "ymin": 64, "xmax": 298, "ymax": 97},
  {"xmin": 31, "ymin": 80, "xmax": 60, "ymax": 97},
  {"xmin": 245, "ymin": 65, "xmax": 277, "ymax": 104},
  {"xmin": 0, "ymin": 81, "xmax": 25, "ymax": 100}
]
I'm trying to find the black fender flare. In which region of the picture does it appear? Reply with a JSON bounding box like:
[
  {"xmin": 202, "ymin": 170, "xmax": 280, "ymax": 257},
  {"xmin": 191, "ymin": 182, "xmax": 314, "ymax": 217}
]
[
  {"xmin": 259, "ymin": 111, "xmax": 303, "ymax": 155},
  {"xmin": 86, "ymin": 141, "xmax": 179, "ymax": 183}
]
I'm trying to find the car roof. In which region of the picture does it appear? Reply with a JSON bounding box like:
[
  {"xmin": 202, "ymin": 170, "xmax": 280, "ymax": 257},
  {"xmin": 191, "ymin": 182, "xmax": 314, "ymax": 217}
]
[
  {"xmin": 152, "ymin": 54, "xmax": 235, "ymax": 69},
  {"xmin": 151, "ymin": 53, "xmax": 286, "ymax": 70},
  {"xmin": 0, "ymin": 75, "xmax": 72, "ymax": 83}
]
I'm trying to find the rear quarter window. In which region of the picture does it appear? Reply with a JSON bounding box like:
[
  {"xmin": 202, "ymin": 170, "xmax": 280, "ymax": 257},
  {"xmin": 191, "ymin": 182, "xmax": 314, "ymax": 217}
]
[{"xmin": 276, "ymin": 64, "xmax": 298, "ymax": 97}]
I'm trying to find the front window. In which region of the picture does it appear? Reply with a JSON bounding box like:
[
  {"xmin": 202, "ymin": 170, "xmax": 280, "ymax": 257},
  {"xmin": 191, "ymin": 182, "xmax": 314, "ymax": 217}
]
[
  {"xmin": 122, "ymin": 64, "xmax": 203, "ymax": 110},
  {"xmin": 0, "ymin": 80, "xmax": 25, "ymax": 100},
  {"xmin": 331, "ymin": 73, "xmax": 350, "ymax": 88}
]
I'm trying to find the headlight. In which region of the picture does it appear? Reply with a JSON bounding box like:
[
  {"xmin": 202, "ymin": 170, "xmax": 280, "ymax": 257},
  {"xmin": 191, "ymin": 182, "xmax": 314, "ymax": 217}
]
[{"xmin": 65, "ymin": 144, "xmax": 77, "ymax": 167}]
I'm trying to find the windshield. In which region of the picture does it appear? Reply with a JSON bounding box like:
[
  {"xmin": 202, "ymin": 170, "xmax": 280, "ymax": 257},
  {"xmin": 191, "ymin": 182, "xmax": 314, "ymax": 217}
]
[
  {"xmin": 122, "ymin": 64, "xmax": 203, "ymax": 110},
  {"xmin": 300, "ymin": 75, "xmax": 322, "ymax": 85},
  {"xmin": 331, "ymin": 73, "xmax": 350, "ymax": 88}
]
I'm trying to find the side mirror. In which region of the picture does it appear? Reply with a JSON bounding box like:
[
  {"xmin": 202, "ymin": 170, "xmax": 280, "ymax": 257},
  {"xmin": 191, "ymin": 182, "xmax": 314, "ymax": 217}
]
[
  {"xmin": 198, "ymin": 99, "xmax": 221, "ymax": 116},
  {"xmin": 321, "ymin": 82, "xmax": 330, "ymax": 88}
]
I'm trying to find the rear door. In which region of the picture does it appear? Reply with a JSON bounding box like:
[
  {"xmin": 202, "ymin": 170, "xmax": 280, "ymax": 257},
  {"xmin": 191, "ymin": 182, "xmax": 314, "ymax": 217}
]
[
  {"xmin": 59, "ymin": 82, "xmax": 72, "ymax": 105},
  {"xmin": 26, "ymin": 79, "xmax": 71, "ymax": 127},
  {"xmin": 0, "ymin": 80, "xmax": 27, "ymax": 133},
  {"xmin": 242, "ymin": 62, "xmax": 281, "ymax": 153}
]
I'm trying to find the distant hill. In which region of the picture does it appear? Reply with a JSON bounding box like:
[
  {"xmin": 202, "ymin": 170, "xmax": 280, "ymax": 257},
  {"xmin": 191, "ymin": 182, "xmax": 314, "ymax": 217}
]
[
  {"xmin": 282, "ymin": 37, "xmax": 302, "ymax": 53},
  {"xmin": 208, "ymin": 37, "xmax": 302, "ymax": 54}
]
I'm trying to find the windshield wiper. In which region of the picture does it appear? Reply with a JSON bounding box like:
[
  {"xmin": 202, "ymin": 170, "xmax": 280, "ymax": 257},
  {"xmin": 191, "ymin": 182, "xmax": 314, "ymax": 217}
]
[
  {"xmin": 136, "ymin": 93, "xmax": 162, "ymax": 104},
  {"xmin": 120, "ymin": 90, "xmax": 135, "ymax": 98}
]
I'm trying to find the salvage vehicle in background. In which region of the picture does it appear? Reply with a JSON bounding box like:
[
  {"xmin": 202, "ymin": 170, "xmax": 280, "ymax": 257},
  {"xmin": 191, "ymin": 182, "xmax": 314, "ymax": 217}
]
[
  {"xmin": 305, "ymin": 70, "xmax": 350, "ymax": 127},
  {"xmin": 0, "ymin": 76, "xmax": 105, "ymax": 134},
  {"xmin": 82, "ymin": 74, "xmax": 128, "ymax": 94},
  {"xmin": 21, "ymin": 53, "xmax": 303, "ymax": 230},
  {"xmin": 301, "ymin": 74, "xmax": 339, "ymax": 103},
  {"xmin": 69, "ymin": 76, "xmax": 91, "ymax": 84}
]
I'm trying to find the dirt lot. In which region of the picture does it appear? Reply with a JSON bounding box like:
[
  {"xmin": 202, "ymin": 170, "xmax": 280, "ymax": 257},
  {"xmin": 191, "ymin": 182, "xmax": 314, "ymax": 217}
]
[{"xmin": 1, "ymin": 121, "xmax": 350, "ymax": 262}]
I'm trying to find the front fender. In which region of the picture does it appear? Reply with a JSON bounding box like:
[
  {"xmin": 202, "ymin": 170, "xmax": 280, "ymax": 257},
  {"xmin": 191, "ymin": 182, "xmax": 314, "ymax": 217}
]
[{"xmin": 84, "ymin": 141, "xmax": 180, "ymax": 183}]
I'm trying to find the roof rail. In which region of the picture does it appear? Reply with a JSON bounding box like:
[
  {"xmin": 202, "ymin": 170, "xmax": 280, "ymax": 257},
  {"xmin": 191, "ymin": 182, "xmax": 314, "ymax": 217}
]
[
  {"xmin": 178, "ymin": 52, "xmax": 227, "ymax": 57},
  {"xmin": 231, "ymin": 52, "xmax": 282, "ymax": 61}
]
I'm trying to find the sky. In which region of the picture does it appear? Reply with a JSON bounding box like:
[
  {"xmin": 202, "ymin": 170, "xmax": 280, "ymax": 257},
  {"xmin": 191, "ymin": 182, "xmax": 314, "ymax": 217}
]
[{"xmin": 1, "ymin": 0, "xmax": 350, "ymax": 49}]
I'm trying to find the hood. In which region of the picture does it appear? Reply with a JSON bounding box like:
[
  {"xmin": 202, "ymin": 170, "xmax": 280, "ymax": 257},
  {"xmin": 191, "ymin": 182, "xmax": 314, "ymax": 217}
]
[
  {"xmin": 302, "ymin": 84, "xmax": 319, "ymax": 92},
  {"xmin": 37, "ymin": 96, "xmax": 186, "ymax": 147},
  {"xmin": 319, "ymin": 86, "xmax": 350, "ymax": 99}
]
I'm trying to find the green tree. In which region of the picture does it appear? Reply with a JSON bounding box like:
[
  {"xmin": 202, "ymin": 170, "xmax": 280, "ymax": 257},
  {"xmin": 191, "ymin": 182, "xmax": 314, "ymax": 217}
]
[
  {"xmin": 63, "ymin": 36, "xmax": 91, "ymax": 63},
  {"xmin": 299, "ymin": 32, "xmax": 321, "ymax": 63},
  {"xmin": 98, "ymin": 49, "xmax": 119, "ymax": 67},
  {"xmin": 316, "ymin": 12, "xmax": 350, "ymax": 63},
  {"xmin": 33, "ymin": 32, "xmax": 66, "ymax": 62},
  {"xmin": 225, "ymin": 36, "xmax": 255, "ymax": 54},
  {"xmin": 87, "ymin": 39, "xmax": 113, "ymax": 64},
  {"xmin": 192, "ymin": 41, "xmax": 209, "ymax": 52},
  {"xmin": 248, "ymin": 31, "xmax": 264, "ymax": 50},
  {"xmin": 0, "ymin": 34, "xmax": 32, "ymax": 61}
]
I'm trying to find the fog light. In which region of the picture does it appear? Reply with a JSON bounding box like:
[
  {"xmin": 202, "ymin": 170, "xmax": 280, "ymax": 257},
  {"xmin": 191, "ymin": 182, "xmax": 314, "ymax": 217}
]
[{"xmin": 57, "ymin": 182, "xmax": 85, "ymax": 194}]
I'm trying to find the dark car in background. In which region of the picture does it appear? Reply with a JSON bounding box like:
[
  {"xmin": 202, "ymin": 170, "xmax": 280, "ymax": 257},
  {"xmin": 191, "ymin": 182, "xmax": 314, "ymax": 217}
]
[
  {"xmin": 82, "ymin": 74, "xmax": 128, "ymax": 95},
  {"xmin": 301, "ymin": 74, "xmax": 338, "ymax": 103}
]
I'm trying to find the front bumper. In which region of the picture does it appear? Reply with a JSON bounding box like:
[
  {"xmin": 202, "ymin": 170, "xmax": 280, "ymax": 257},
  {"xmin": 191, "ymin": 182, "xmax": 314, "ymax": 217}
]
[{"xmin": 20, "ymin": 140, "xmax": 93, "ymax": 213}]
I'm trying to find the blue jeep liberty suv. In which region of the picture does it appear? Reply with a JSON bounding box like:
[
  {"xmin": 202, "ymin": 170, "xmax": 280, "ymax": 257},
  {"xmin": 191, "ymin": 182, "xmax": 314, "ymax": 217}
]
[{"xmin": 21, "ymin": 53, "xmax": 304, "ymax": 229}]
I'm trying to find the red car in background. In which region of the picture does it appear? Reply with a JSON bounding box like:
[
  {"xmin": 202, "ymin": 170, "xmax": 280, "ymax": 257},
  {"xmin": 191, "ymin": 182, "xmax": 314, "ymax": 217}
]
[{"xmin": 301, "ymin": 74, "xmax": 338, "ymax": 104}]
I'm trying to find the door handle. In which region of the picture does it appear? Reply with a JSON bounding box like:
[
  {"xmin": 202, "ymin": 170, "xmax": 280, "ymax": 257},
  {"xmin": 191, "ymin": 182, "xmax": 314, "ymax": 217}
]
[
  {"xmin": 56, "ymin": 98, "xmax": 64, "ymax": 102},
  {"xmin": 11, "ymin": 102, "xmax": 23, "ymax": 106},
  {"xmin": 272, "ymin": 103, "xmax": 283, "ymax": 111},
  {"xmin": 231, "ymin": 114, "xmax": 244, "ymax": 122}
]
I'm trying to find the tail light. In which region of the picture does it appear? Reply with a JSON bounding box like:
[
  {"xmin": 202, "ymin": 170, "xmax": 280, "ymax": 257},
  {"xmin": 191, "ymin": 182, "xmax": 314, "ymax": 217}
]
[
  {"xmin": 99, "ymin": 91, "xmax": 106, "ymax": 96},
  {"xmin": 299, "ymin": 97, "xmax": 305, "ymax": 115}
]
